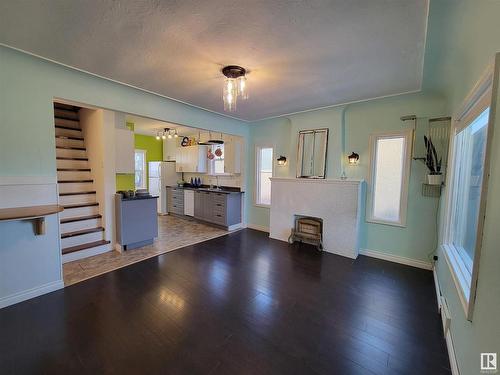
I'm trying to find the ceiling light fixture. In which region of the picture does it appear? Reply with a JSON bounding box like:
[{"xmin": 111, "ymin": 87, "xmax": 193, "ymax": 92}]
[
  {"xmin": 156, "ymin": 127, "xmax": 177, "ymax": 140},
  {"xmin": 222, "ymin": 65, "xmax": 248, "ymax": 112}
]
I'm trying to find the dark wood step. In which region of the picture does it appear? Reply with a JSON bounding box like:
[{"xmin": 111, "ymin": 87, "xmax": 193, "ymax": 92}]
[
  {"xmin": 56, "ymin": 146, "xmax": 86, "ymax": 151},
  {"xmin": 61, "ymin": 214, "xmax": 102, "ymax": 224},
  {"xmin": 62, "ymin": 202, "xmax": 99, "ymax": 209},
  {"xmin": 57, "ymin": 168, "xmax": 91, "ymax": 172},
  {"xmin": 54, "ymin": 118, "xmax": 80, "ymax": 127},
  {"xmin": 59, "ymin": 191, "xmax": 96, "ymax": 196},
  {"xmin": 62, "ymin": 240, "xmax": 110, "ymax": 255},
  {"xmin": 61, "ymin": 227, "xmax": 104, "ymax": 239},
  {"xmin": 56, "ymin": 156, "xmax": 88, "ymax": 161},
  {"xmin": 55, "ymin": 115, "xmax": 80, "ymax": 122},
  {"xmin": 55, "ymin": 135, "xmax": 84, "ymax": 141},
  {"xmin": 55, "ymin": 125, "xmax": 82, "ymax": 132},
  {"xmin": 58, "ymin": 180, "xmax": 93, "ymax": 184}
]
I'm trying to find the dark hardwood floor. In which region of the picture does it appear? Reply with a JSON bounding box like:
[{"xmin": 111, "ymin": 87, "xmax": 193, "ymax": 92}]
[{"xmin": 0, "ymin": 229, "xmax": 450, "ymax": 374}]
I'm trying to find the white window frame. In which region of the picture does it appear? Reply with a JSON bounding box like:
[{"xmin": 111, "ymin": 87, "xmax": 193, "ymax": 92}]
[
  {"xmin": 208, "ymin": 144, "xmax": 229, "ymax": 176},
  {"xmin": 254, "ymin": 145, "xmax": 274, "ymax": 207},
  {"xmin": 134, "ymin": 149, "xmax": 147, "ymax": 189},
  {"xmin": 367, "ymin": 129, "xmax": 413, "ymax": 227},
  {"xmin": 441, "ymin": 64, "xmax": 495, "ymax": 321}
]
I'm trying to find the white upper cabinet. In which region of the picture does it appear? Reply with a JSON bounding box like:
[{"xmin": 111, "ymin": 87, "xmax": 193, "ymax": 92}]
[
  {"xmin": 175, "ymin": 145, "xmax": 207, "ymax": 173},
  {"xmin": 115, "ymin": 128, "xmax": 134, "ymax": 173},
  {"xmin": 163, "ymin": 138, "xmax": 177, "ymax": 161},
  {"xmin": 224, "ymin": 136, "xmax": 242, "ymax": 174}
]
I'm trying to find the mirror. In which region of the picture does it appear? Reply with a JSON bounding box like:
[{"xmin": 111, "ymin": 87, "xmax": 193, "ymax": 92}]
[{"xmin": 296, "ymin": 128, "xmax": 328, "ymax": 178}]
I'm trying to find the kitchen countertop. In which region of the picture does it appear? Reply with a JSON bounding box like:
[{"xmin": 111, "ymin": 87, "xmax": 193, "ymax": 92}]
[
  {"xmin": 119, "ymin": 195, "xmax": 159, "ymax": 201},
  {"xmin": 166, "ymin": 185, "xmax": 244, "ymax": 194}
]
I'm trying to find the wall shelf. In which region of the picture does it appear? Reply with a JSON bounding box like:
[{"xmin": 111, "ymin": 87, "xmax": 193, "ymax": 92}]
[{"xmin": 0, "ymin": 205, "xmax": 64, "ymax": 235}]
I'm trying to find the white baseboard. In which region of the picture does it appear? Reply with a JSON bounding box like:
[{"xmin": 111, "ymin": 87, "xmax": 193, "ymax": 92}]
[
  {"xmin": 62, "ymin": 243, "xmax": 113, "ymax": 263},
  {"xmin": 0, "ymin": 279, "xmax": 64, "ymax": 309},
  {"xmin": 359, "ymin": 248, "xmax": 433, "ymax": 270},
  {"xmin": 228, "ymin": 223, "xmax": 243, "ymax": 231},
  {"xmin": 246, "ymin": 223, "xmax": 270, "ymax": 233},
  {"xmin": 433, "ymin": 268, "xmax": 460, "ymax": 375}
]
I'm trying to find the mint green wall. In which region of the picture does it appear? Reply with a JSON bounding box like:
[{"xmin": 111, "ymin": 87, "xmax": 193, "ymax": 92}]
[
  {"xmin": 426, "ymin": 1, "xmax": 500, "ymax": 374},
  {"xmin": 424, "ymin": 0, "xmax": 500, "ymax": 113},
  {"xmin": 344, "ymin": 93, "xmax": 446, "ymax": 260},
  {"xmin": 247, "ymin": 117, "xmax": 292, "ymax": 228}
]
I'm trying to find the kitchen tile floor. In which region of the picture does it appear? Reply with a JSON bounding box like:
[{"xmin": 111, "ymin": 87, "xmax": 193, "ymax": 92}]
[{"xmin": 63, "ymin": 215, "xmax": 229, "ymax": 286}]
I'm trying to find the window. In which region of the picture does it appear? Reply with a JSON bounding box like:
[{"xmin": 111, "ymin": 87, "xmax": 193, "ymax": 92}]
[
  {"xmin": 442, "ymin": 90, "xmax": 492, "ymax": 319},
  {"xmin": 450, "ymin": 108, "xmax": 489, "ymax": 273},
  {"xmin": 211, "ymin": 144, "xmax": 225, "ymax": 175},
  {"xmin": 368, "ymin": 130, "xmax": 412, "ymax": 226},
  {"xmin": 255, "ymin": 146, "xmax": 273, "ymax": 206},
  {"xmin": 134, "ymin": 149, "xmax": 147, "ymax": 189}
]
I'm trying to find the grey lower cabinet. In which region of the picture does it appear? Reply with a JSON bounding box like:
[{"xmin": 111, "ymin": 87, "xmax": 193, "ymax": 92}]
[
  {"xmin": 194, "ymin": 191, "xmax": 241, "ymax": 228},
  {"xmin": 167, "ymin": 187, "xmax": 184, "ymax": 215},
  {"xmin": 115, "ymin": 195, "xmax": 158, "ymax": 250}
]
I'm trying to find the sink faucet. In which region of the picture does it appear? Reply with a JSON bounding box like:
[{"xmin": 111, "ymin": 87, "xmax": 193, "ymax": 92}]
[{"xmin": 216, "ymin": 175, "xmax": 220, "ymax": 189}]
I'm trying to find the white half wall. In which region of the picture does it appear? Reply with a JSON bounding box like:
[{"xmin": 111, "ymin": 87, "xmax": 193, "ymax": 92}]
[{"xmin": 269, "ymin": 178, "xmax": 365, "ymax": 259}]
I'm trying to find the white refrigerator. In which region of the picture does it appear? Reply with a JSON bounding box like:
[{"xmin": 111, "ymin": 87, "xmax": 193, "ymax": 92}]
[{"xmin": 148, "ymin": 161, "xmax": 180, "ymax": 214}]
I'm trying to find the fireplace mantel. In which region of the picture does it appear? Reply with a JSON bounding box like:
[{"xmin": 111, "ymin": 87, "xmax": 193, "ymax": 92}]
[{"xmin": 269, "ymin": 178, "xmax": 365, "ymax": 259}]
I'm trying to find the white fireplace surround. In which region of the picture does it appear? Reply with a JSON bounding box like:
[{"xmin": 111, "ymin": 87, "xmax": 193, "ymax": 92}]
[{"xmin": 269, "ymin": 178, "xmax": 365, "ymax": 259}]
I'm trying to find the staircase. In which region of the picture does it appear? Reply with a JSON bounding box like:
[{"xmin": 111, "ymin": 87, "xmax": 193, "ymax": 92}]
[{"xmin": 54, "ymin": 103, "xmax": 110, "ymax": 260}]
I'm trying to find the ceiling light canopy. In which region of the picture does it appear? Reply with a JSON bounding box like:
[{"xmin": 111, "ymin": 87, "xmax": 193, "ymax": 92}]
[{"xmin": 222, "ymin": 65, "xmax": 248, "ymax": 112}]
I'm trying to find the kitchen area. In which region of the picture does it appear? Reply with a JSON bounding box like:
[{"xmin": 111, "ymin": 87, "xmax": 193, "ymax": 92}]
[
  {"xmin": 62, "ymin": 109, "xmax": 246, "ymax": 286},
  {"xmin": 113, "ymin": 114, "xmax": 245, "ymax": 252},
  {"xmin": 54, "ymin": 104, "xmax": 248, "ymax": 287}
]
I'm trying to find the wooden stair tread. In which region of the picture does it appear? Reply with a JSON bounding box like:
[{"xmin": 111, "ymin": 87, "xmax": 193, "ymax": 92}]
[
  {"xmin": 62, "ymin": 202, "xmax": 99, "ymax": 209},
  {"xmin": 57, "ymin": 168, "xmax": 91, "ymax": 172},
  {"xmin": 58, "ymin": 180, "xmax": 93, "ymax": 184},
  {"xmin": 62, "ymin": 240, "xmax": 110, "ymax": 255},
  {"xmin": 59, "ymin": 191, "xmax": 96, "ymax": 196},
  {"xmin": 61, "ymin": 214, "xmax": 102, "ymax": 224},
  {"xmin": 55, "ymin": 135, "xmax": 84, "ymax": 141},
  {"xmin": 56, "ymin": 156, "xmax": 88, "ymax": 161},
  {"xmin": 54, "ymin": 103, "xmax": 79, "ymax": 112},
  {"xmin": 56, "ymin": 146, "xmax": 86, "ymax": 151},
  {"xmin": 55, "ymin": 125, "xmax": 82, "ymax": 131},
  {"xmin": 61, "ymin": 226, "xmax": 104, "ymax": 238}
]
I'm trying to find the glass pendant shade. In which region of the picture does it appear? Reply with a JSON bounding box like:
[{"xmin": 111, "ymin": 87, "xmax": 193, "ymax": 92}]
[
  {"xmin": 221, "ymin": 66, "xmax": 248, "ymax": 112},
  {"xmin": 237, "ymin": 76, "xmax": 248, "ymax": 100},
  {"xmin": 223, "ymin": 78, "xmax": 237, "ymax": 112}
]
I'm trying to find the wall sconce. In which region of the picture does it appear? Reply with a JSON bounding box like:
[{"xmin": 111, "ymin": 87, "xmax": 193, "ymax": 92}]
[
  {"xmin": 348, "ymin": 152, "xmax": 359, "ymax": 165},
  {"xmin": 277, "ymin": 155, "xmax": 287, "ymax": 166}
]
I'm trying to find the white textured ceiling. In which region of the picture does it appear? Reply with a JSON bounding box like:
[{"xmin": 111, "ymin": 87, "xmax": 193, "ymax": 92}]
[{"xmin": 0, "ymin": 0, "xmax": 429, "ymax": 122}]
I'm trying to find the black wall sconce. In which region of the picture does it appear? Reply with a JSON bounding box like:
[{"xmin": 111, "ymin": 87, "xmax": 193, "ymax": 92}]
[
  {"xmin": 277, "ymin": 155, "xmax": 287, "ymax": 166},
  {"xmin": 348, "ymin": 152, "xmax": 359, "ymax": 165}
]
